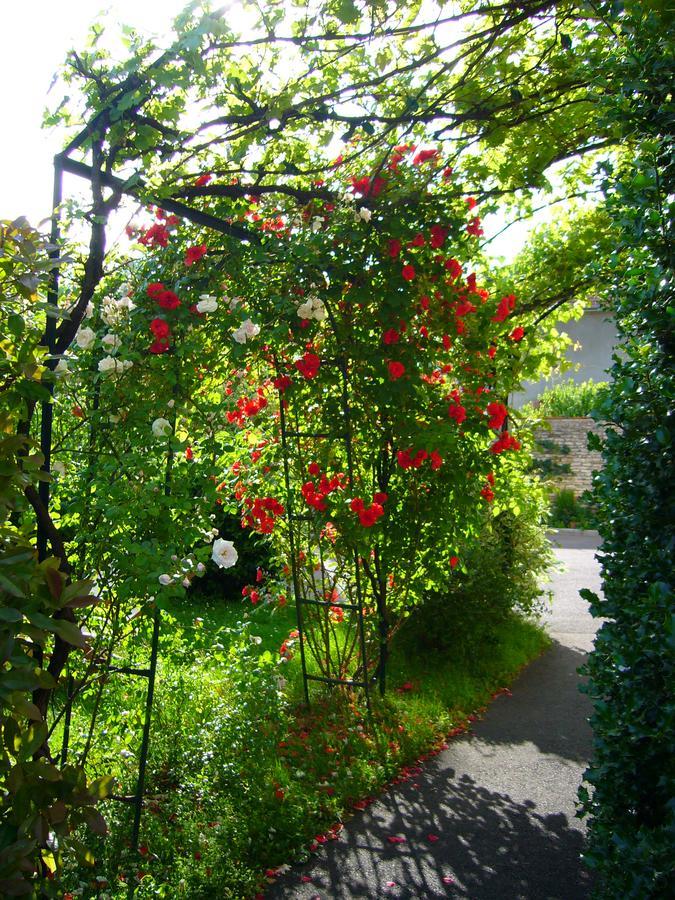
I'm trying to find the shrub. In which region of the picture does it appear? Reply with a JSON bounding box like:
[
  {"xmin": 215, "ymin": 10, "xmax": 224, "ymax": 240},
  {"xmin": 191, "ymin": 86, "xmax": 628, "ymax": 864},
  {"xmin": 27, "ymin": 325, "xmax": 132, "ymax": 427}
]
[
  {"xmin": 578, "ymin": 6, "xmax": 675, "ymax": 895},
  {"xmin": 530, "ymin": 378, "xmax": 609, "ymax": 418},
  {"xmin": 549, "ymin": 489, "xmax": 594, "ymax": 529}
]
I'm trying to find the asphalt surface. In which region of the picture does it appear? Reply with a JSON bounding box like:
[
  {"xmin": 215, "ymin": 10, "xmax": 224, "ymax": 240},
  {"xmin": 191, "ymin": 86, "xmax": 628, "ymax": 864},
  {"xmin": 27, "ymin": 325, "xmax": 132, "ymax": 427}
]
[{"xmin": 266, "ymin": 529, "xmax": 603, "ymax": 900}]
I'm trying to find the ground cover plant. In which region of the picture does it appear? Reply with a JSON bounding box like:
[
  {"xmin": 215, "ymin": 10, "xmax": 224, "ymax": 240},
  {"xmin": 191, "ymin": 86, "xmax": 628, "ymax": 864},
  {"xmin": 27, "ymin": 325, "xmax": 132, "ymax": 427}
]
[{"xmin": 1, "ymin": 1, "xmax": 670, "ymax": 897}]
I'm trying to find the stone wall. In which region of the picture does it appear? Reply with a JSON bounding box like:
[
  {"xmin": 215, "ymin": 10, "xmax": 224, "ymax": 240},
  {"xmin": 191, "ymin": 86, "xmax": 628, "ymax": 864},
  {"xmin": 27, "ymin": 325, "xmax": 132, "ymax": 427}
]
[{"xmin": 534, "ymin": 416, "xmax": 604, "ymax": 495}]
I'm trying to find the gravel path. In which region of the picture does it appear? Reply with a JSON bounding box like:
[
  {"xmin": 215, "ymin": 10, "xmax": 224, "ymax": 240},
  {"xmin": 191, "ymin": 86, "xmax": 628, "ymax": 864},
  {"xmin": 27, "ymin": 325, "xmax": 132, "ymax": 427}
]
[{"xmin": 267, "ymin": 529, "xmax": 602, "ymax": 900}]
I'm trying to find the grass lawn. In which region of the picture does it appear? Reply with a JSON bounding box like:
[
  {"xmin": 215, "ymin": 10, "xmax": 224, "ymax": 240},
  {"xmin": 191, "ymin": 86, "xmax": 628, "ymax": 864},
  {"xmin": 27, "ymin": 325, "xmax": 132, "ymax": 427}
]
[{"xmin": 62, "ymin": 591, "xmax": 550, "ymax": 899}]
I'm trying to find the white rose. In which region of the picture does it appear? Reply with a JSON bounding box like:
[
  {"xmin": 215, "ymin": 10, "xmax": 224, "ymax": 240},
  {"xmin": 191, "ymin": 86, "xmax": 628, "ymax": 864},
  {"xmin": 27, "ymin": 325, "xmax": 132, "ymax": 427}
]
[
  {"xmin": 54, "ymin": 359, "xmax": 70, "ymax": 377},
  {"xmin": 297, "ymin": 300, "xmax": 314, "ymax": 319},
  {"xmin": 121, "ymin": 359, "xmax": 133, "ymax": 371},
  {"xmin": 358, "ymin": 207, "xmax": 372, "ymax": 222},
  {"xmin": 232, "ymin": 326, "xmax": 247, "ymax": 344},
  {"xmin": 152, "ymin": 417, "xmax": 172, "ymax": 438},
  {"xmin": 211, "ymin": 538, "xmax": 238, "ymax": 569},
  {"xmin": 75, "ymin": 327, "xmax": 96, "ymax": 350},
  {"xmin": 158, "ymin": 574, "xmax": 173, "ymax": 586},
  {"xmin": 311, "ymin": 217, "xmax": 324, "ymax": 233},
  {"xmin": 98, "ymin": 356, "xmax": 117, "ymax": 375},
  {"xmin": 243, "ymin": 319, "xmax": 260, "ymax": 338},
  {"xmin": 196, "ymin": 295, "xmax": 218, "ymax": 313},
  {"xmin": 102, "ymin": 333, "xmax": 121, "ymax": 352},
  {"xmin": 312, "ymin": 300, "xmax": 327, "ymax": 322},
  {"xmin": 84, "ymin": 302, "xmax": 95, "ymax": 319}
]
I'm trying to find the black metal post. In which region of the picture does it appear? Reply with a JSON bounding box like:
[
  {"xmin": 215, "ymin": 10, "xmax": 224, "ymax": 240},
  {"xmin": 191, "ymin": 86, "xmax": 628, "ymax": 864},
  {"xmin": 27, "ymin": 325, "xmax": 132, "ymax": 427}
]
[
  {"xmin": 37, "ymin": 158, "xmax": 63, "ymax": 561},
  {"xmin": 130, "ymin": 606, "xmax": 160, "ymax": 851},
  {"xmin": 277, "ymin": 382, "xmax": 311, "ymax": 707}
]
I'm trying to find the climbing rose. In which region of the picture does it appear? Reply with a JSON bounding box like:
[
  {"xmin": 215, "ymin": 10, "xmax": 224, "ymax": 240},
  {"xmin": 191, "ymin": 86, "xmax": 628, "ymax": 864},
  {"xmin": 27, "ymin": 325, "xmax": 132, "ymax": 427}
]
[
  {"xmin": 486, "ymin": 402, "xmax": 508, "ymax": 430},
  {"xmin": 383, "ymin": 329, "xmax": 400, "ymax": 345},
  {"xmin": 295, "ymin": 352, "xmax": 321, "ymax": 379},
  {"xmin": 211, "ymin": 538, "xmax": 238, "ymax": 569},
  {"xmin": 430, "ymin": 225, "xmax": 448, "ymax": 249},
  {"xmin": 509, "ymin": 326, "xmax": 525, "ymax": 342},
  {"xmin": 194, "ymin": 173, "xmax": 212, "ymax": 186},
  {"xmin": 149, "ymin": 338, "xmax": 170, "ymax": 354},
  {"xmin": 75, "ymin": 327, "xmax": 96, "ymax": 351},
  {"xmin": 448, "ymin": 402, "xmax": 467, "ymax": 424},
  {"xmin": 196, "ymin": 295, "xmax": 218, "ymax": 313},
  {"xmin": 387, "ymin": 361, "xmax": 405, "ymax": 380},
  {"xmin": 492, "ymin": 294, "xmax": 516, "ymax": 323},
  {"xmin": 146, "ymin": 282, "xmax": 166, "ymax": 300},
  {"xmin": 152, "ymin": 417, "xmax": 172, "ymax": 437},
  {"xmin": 184, "ymin": 244, "xmax": 207, "ymax": 266},
  {"xmin": 449, "ymin": 556, "xmax": 459, "ymax": 569},
  {"xmin": 401, "ymin": 265, "xmax": 416, "ymax": 281},
  {"xmin": 388, "ymin": 238, "xmax": 402, "ymax": 258},
  {"xmin": 150, "ymin": 318, "xmax": 171, "ymax": 339},
  {"xmin": 157, "ymin": 290, "xmax": 181, "ymax": 310}
]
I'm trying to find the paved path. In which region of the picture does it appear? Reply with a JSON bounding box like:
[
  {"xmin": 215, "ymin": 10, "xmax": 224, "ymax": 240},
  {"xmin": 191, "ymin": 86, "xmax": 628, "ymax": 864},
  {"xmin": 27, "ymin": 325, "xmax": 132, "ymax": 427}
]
[{"xmin": 267, "ymin": 530, "xmax": 602, "ymax": 900}]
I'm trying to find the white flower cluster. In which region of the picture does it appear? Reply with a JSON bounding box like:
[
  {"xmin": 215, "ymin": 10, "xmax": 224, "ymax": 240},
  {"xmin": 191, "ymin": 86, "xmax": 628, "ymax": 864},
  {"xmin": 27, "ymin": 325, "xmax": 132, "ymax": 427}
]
[
  {"xmin": 101, "ymin": 294, "xmax": 135, "ymax": 328},
  {"xmin": 151, "ymin": 417, "xmax": 172, "ymax": 437},
  {"xmin": 98, "ymin": 356, "xmax": 133, "ymax": 376},
  {"xmin": 233, "ymin": 318, "xmax": 260, "ymax": 344},
  {"xmin": 196, "ymin": 294, "xmax": 218, "ymax": 313},
  {"xmin": 296, "ymin": 295, "xmax": 327, "ymax": 322}
]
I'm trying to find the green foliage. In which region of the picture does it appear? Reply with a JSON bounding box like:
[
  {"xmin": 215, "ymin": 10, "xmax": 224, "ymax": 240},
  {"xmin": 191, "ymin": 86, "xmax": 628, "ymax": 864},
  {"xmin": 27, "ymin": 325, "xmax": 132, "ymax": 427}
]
[
  {"xmin": 0, "ymin": 221, "xmax": 108, "ymax": 896},
  {"xmin": 578, "ymin": 4, "xmax": 675, "ymax": 896},
  {"xmin": 531, "ymin": 378, "xmax": 610, "ymax": 418},
  {"xmin": 549, "ymin": 488, "xmax": 594, "ymax": 529},
  {"xmin": 60, "ymin": 594, "xmax": 547, "ymax": 898},
  {"xmin": 400, "ymin": 468, "xmax": 553, "ymax": 653}
]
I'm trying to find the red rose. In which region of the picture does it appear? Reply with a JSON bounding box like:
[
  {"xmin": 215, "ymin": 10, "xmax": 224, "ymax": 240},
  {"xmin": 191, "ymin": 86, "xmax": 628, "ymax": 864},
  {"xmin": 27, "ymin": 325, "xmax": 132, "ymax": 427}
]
[
  {"xmin": 448, "ymin": 402, "xmax": 467, "ymax": 424},
  {"xmin": 401, "ymin": 264, "xmax": 415, "ymax": 281},
  {"xmin": 388, "ymin": 238, "xmax": 402, "ymax": 258},
  {"xmin": 308, "ymin": 462, "xmax": 321, "ymax": 476},
  {"xmin": 383, "ymin": 328, "xmax": 400, "ymax": 345},
  {"xmin": 387, "ymin": 361, "xmax": 406, "ymax": 380},
  {"xmin": 157, "ymin": 290, "xmax": 181, "ymax": 310},
  {"xmin": 150, "ymin": 318, "xmax": 171, "ymax": 339},
  {"xmin": 184, "ymin": 244, "xmax": 208, "ymax": 266},
  {"xmin": 295, "ymin": 352, "xmax": 321, "ymax": 379},
  {"xmin": 149, "ymin": 338, "xmax": 170, "ymax": 354},
  {"xmin": 146, "ymin": 282, "xmax": 166, "ymax": 299},
  {"xmin": 373, "ymin": 492, "xmax": 388, "ymax": 504},
  {"xmin": 430, "ymin": 225, "xmax": 448, "ymax": 248},
  {"xmin": 509, "ymin": 326, "xmax": 525, "ymax": 342},
  {"xmin": 350, "ymin": 497, "xmax": 365, "ymax": 512},
  {"xmin": 449, "ymin": 556, "xmax": 459, "ymax": 569},
  {"xmin": 195, "ymin": 173, "xmax": 212, "ymax": 187}
]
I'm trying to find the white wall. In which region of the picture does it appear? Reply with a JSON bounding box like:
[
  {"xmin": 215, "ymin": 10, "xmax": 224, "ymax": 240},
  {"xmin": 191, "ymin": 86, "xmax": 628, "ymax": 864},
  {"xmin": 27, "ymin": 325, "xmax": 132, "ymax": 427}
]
[{"xmin": 513, "ymin": 309, "xmax": 618, "ymax": 408}]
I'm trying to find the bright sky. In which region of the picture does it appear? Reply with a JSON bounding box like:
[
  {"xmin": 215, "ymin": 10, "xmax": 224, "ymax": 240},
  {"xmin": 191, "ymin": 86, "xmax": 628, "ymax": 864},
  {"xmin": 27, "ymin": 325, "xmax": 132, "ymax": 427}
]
[
  {"xmin": 0, "ymin": 1, "xmax": 189, "ymax": 224},
  {"xmin": 0, "ymin": 0, "xmax": 540, "ymax": 259}
]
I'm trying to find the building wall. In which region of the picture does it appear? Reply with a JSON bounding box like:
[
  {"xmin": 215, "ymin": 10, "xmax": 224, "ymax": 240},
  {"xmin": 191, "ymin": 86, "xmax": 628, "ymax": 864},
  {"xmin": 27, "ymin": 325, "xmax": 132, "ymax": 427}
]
[
  {"xmin": 534, "ymin": 416, "xmax": 605, "ymax": 495},
  {"xmin": 513, "ymin": 309, "xmax": 618, "ymax": 408}
]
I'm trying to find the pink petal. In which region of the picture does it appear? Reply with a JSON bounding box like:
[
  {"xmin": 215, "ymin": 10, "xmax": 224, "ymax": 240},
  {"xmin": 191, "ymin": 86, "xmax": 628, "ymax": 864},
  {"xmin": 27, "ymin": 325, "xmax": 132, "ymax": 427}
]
[
  {"xmin": 386, "ymin": 836, "xmax": 407, "ymax": 844},
  {"xmin": 442, "ymin": 875, "xmax": 455, "ymax": 884},
  {"xmin": 428, "ymin": 833, "xmax": 439, "ymax": 842},
  {"xmin": 301, "ymin": 876, "xmax": 313, "ymax": 883},
  {"xmin": 385, "ymin": 881, "xmax": 397, "ymax": 887}
]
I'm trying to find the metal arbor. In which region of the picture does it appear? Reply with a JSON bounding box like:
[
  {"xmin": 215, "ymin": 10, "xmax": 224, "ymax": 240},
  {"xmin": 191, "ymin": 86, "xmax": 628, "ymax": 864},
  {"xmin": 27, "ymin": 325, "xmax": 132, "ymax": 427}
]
[{"xmin": 37, "ymin": 67, "xmax": 386, "ymax": 853}]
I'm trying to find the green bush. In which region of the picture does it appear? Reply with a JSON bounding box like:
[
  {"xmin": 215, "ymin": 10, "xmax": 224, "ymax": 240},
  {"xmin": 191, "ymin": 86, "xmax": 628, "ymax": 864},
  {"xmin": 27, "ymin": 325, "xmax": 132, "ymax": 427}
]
[
  {"xmin": 578, "ymin": 6, "xmax": 675, "ymax": 896},
  {"xmin": 401, "ymin": 474, "xmax": 553, "ymax": 654},
  {"xmin": 531, "ymin": 378, "xmax": 609, "ymax": 418},
  {"xmin": 549, "ymin": 489, "xmax": 595, "ymax": 529}
]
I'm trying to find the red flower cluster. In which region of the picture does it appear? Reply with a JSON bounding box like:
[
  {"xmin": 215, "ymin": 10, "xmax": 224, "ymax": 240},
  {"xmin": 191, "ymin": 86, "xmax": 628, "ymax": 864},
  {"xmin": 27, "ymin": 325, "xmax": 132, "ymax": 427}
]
[
  {"xmin": 489, "ymin": 431, "xmax": 522, "ymax": 454},
  {"xmin": 430, "ymin": 224, "xmax": 448, "ymax": 248},
  {"xmin": 397, "ymin": 448, "xmax": 436, "ymax": 470},
  {"xmin": 295, "ymin": 352, "xmax": 321, "ymax": 379},
  {"xmin": 351, "ymin": 175, "xmax": 387, "ymax": 198},
  {"xmin": 387, "ymin": 360, "xmax": 406, "ymax": 380},
  {"xmin": 242, "ymin": 496, "xmax": 285, "ymax": 533},
  {"xmin": 401, "ymin": 264, "xmax": 416, "ymax": 281},
  {"xmin": 492, "ymin": 294, "xmax": 516, "ymax": 323},
  {"xmin": 147, "ymin": 282, "xmax": 181, "ymax": 310},
  {"xmin": 194, "ymin": 173, "xmax": 212, "ymax": 187},
  {"xmin": 448, "ymin": 400, "xmax": 467, "ymax": 424},
  {"xmin": 486, "ymin": 401, "xmax": 508, "ymax": 430},
  {"xmin": 184, "ymin": 244, "xmax": 208, "ymax": 266},
  {"xmin": 139, "ymin": 223, "xmax": 170, "ymax": 248},
  {"xmin": 226, "ymin": 390, "xmax": 268, "ymax": 427},
  {"xmin": 413, "ymin": 148, "xmax": 440, "ymax": 166},
  {"xmin": 480, "ymin": 471, "xmax": 495, "ymax": 502},
  {"xmin": 273, "ymin": 374, "xmax": 293, "ymax": 392},
  {"xmin": 509, "ymin": 326, "xmax": 525, "ymax": 342},
  {"xmin": 301, "ymin": 470, "xmax": 346, "ymax": 512},
  {"xmin": 466, "ymin": 216, "xmax": 484, "ymax": 237},
  {"xmin": 350, "ymin": 493, "xmax": 387, "ymax": 527}
]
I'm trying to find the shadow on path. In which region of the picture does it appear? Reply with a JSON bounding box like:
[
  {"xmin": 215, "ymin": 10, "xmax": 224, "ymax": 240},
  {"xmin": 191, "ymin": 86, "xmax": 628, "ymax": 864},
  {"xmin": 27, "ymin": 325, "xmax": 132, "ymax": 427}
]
[{"xmin": 268, "ymin": 768, "xmax": 592, "ymax": 899}]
